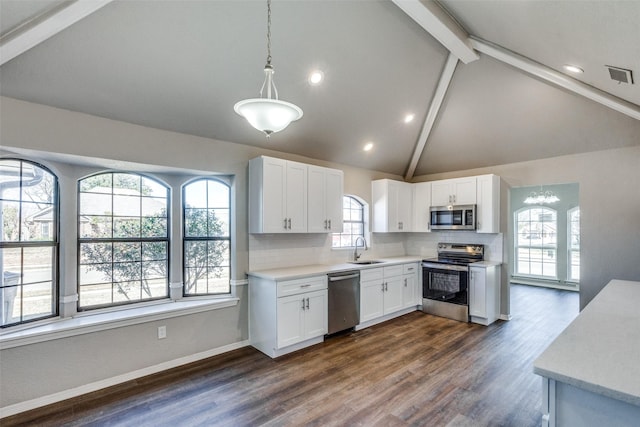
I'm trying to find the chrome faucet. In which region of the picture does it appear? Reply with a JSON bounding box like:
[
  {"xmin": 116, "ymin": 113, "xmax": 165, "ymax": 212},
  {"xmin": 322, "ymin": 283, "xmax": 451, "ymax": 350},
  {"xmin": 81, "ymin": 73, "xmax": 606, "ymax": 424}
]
[{"xmin": 353, "ymin": 236, "xmax": 368, "ymax": 261}]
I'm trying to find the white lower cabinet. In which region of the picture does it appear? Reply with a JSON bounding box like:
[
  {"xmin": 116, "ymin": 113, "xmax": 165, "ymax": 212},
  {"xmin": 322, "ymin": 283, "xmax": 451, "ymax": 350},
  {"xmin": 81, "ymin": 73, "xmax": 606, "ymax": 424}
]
[
  {"xmin": 249, "ymin": 274, "xmax": 327, "ymax": 358},
  {"xmin": 276, "ymin": 289, "xmax": 327, "ymax": 348},
  {"xmin": 402, "ymin": 263, "xmax": 420, "ymax": 308},
  {"xmin": 359, "ymin": 263, "xmax": 418, "ymax": 327},
  {"xmin": 469, "ymin": 265, "xmax": 500, "ymax": 325}
]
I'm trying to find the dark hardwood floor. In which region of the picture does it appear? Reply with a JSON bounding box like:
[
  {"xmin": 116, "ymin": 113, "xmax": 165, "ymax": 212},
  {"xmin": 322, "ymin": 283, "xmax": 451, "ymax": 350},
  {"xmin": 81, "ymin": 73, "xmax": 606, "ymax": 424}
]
[{"xmin": 2, "ymin": 284, "xmax": 578, "ymax": 427}]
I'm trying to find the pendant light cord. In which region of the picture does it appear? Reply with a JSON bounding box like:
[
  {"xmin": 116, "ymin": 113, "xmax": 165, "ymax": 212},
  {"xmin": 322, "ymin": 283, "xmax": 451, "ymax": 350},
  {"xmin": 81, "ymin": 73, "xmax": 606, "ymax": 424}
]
[{"xmin": 266, "ymin": 0, "xmax": 272, "ymax": 66}]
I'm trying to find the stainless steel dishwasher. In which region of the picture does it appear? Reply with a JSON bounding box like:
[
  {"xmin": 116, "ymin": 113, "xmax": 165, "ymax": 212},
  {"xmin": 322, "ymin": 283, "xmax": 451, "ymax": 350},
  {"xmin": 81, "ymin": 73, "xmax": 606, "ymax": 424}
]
[{"xmin": 327, "ymin": 270, "xmax": 360, "ymax": 335}]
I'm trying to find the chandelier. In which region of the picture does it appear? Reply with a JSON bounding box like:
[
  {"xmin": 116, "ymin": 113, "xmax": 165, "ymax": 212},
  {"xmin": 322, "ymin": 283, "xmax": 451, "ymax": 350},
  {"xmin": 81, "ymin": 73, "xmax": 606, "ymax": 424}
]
[
  {"xmin": 234, "ymin": 0, "xmax": 303, "ymax": 137},
  {"xmin": 524, "ymin": 188, "xmax": 560, "ymax": 204}
]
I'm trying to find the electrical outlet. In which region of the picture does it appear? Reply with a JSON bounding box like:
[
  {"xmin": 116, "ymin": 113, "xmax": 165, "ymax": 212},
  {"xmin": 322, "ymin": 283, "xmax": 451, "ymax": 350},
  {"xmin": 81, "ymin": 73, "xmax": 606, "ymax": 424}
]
[{"xmin": 158, "ymin": 325, "xmax": 167, "ymax": 339}]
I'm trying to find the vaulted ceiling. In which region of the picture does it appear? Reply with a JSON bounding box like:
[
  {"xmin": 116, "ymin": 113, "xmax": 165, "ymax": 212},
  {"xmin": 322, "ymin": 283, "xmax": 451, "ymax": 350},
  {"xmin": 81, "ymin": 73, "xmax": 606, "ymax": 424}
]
[{"xmin": 1, "ymin": 0, "xmax": 639, "ymax": 178}]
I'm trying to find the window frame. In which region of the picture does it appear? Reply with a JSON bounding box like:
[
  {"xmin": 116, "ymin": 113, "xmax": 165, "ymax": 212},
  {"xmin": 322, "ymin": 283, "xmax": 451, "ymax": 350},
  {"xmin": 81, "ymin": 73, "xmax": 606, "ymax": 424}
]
[
  {"xmin": 182, "ymin": 177, "xmax": 232, "ymax": 296},
  {"xmin": 1, "ymin": 158, "xmax": 59, "ymax": 328},
  {"xmin": 567, "ymin": 207, "xmax": 580, "ymax": 283},
  {"xmin": 514, "ymin": 206, "xmax": 558, "ymax": 279},
  {"xmin": 77, "ymin": 171, "xmax": 170, "ymax": 311},
  {"xmin": 332, "ymin": 195, "xmax": 366, "ymax": 249}
]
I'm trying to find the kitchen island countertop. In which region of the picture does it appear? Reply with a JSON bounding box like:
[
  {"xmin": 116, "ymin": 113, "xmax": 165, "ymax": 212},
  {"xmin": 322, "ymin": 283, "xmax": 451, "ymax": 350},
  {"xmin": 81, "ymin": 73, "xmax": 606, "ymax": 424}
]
[{"xmin": 533, "ymin": 279, "xmax": 640, "ymax": 406}]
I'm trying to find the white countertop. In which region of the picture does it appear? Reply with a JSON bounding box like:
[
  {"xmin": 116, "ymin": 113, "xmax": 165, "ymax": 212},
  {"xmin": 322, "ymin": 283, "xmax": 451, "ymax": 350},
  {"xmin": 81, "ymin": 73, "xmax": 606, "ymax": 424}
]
[
  {"xmin": 248, "ymin": 256, "xmax": 502, "ymax": 281},
  {"xmin": 533, "ymin": 279, "xmax": 640, "ymax": 406},
  {"xmin": 247, "ymin": 256, "xmax": 422, "ymax": 281}
]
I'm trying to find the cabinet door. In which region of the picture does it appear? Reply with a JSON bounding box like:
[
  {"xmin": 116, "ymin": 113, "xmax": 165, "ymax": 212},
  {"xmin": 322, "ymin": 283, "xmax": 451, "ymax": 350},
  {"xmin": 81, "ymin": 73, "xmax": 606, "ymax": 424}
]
[
  {"xmin": 261, "ymin": 157, "xmax": 288, "ymax": 232},
  {"xmin": 413, "ymin": 182, "xmax": 432, "ymax": 232},
  {"xmin": 285, "ymin": 161, "xmax": 308, "ymax": 232},
  {"xmin": 360, "ymin": 279, "xmax": 384, "ymax": 322},
  {"xmin": 469, "ymin": 267, "xmax": 487, "ymax": 318},
  {"xmin": 304, "ymin": 290, "xmax": 328, "ymax": 339},
  {"xmin": 307, "ymin": 166, "xmax": 327, "ymax": 233},
  {"xmin": 396, "ymin": 182, "xmax": 413, "ymax": 231},
  {"xmin": 431, "ymin": 180, "xmax": 453, "ymax": 206},
  {"xmin": 324, "ymin": 168, "xmax": 344, "ymax": 233},
  {"xmin": 277, "ymin": 294, "xmax": 306, "ymax": 348},
  {"xmin": 452, "ymin": 177, "xmax": 477, "ymax": 205},
  {"xmin": 476, "ymin": 174, "xmax": 500, "ymax": 233},
  {"xmin": 402, "ymin": 274, "xmax": 417, "ymax": 309},
  {"xmin": 383, "ymin": 276, "xmax": 404, "ymax": 315},
  {"xmin": 386, "ymin": 180, "xmax": 401, "ymax": 231}
]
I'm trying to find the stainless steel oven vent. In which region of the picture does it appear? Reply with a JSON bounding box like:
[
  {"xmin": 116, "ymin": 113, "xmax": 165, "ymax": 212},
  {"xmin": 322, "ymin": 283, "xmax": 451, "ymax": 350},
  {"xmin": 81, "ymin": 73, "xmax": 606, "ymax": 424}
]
[{"xmin": 606, "ymin": 65, "xmax": 634, "ymax": 84}]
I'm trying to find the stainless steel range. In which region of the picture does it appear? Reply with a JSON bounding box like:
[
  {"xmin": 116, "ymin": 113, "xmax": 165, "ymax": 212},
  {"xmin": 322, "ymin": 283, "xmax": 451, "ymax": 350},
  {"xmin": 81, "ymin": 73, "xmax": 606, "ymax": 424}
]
[{"xmin": 421, "ymin": 243, "xmax": 484, "ymax": 322}]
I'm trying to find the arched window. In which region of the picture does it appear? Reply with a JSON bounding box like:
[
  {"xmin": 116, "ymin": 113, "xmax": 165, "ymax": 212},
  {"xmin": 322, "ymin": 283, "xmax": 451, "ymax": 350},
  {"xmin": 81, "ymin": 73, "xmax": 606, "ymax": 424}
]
[
  {"xmin": 332, "ymin": 195, "xmax": 366, "ymax": 248},
  {"xmin": 78, "ymin": 172, "xmax": 169, "ymax": 309},
  {"xmin": 183, "ymin": 178, "xmax": 231, "ymax": 295},
  {"xmin": 568, "ymin": 207, "xmax": 580, "ymax": 282},
  {"xmin": 515, "ymin": 206, "xmax": 557, "ymax": 278},
  {"xmin": 1, "ymin": 159, "xmax": 58, "ymax": 327}
]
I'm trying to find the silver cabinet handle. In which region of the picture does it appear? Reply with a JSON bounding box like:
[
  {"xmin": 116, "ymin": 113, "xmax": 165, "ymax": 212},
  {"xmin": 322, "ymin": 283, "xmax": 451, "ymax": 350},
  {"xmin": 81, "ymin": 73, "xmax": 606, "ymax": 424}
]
[
  {"xmin": 328, "ymin": 219, "xmax": 331, "ymax": 229},
  {"xmin": 306, "ymin": 297, "xmax": 310, "ymax": 310},
  {"xmin": 288, "ymin": 218, "xmax": 292, "ymax": 229},
  {"xmin": 381, "ymin": 283, "xmax": 385, "ymax": 292},
  {"xmin": 385, "ymin": 282, "xmax": 388, "ymax": 291},
  {"xmin": 302, "ymin": 298, "xmax": 306, "ymax": 310},
  {"xmin": 300, "ymin": 284, "xmax": 311, "ymax": 288},
  {"xmin": 324, "ymin": 219, "xmax": 327, "ymax": 229},
  {"xmin": 404, "ymin": 278, "xmax": 407, "ymax": 287},
  {"xmin": 284, "ymin": 218, "xmax": 288, "ymax": 229}
]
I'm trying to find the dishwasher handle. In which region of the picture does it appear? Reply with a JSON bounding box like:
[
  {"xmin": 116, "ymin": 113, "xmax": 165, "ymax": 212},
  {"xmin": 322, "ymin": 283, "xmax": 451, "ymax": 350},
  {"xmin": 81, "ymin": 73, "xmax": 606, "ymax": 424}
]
[{"xmin": 328, "ymin": 273, "xmax": 360, "ymax": 282}]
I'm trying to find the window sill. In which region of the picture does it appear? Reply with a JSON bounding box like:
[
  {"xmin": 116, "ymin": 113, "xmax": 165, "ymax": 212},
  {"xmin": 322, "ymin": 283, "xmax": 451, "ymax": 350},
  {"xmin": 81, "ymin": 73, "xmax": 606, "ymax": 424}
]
[{"xmin": 0, "ymin": 297, "xmax": 239, "ymax": 350}]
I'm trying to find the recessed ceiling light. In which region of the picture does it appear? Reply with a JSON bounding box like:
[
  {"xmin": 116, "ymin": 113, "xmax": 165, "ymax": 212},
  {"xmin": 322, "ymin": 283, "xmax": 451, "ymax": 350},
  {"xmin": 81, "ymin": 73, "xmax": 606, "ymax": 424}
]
[
  {"xmin": 308, "ymin": 70, "xmax": 324, "ymax": 85},
  {"xmin": 363, "ymin": 142, "xmax": 374, "ymax": 152},
  {"xmin": 404, "ymin": 113, "xmax": 415, "ymax": 123},
  {"xmin": 563, "ymin": 64, "xmax": 584, "ymax": 74}
]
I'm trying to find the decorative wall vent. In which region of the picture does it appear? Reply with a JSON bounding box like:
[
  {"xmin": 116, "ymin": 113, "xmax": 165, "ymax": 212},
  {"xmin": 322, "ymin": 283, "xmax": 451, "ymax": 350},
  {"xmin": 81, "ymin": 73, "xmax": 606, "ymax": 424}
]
[{"xmin": 605, "ymin": 65, "xmax": 634, "ymax": 84}]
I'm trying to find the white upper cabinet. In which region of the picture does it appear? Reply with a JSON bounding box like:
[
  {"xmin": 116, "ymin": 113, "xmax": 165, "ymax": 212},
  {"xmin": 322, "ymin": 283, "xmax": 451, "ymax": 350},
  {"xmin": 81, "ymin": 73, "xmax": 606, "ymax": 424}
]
[
  {"xmin": 372, "ymin": 179, "xmax": 413, "ymax": 232},
  {"xmin": 476, "ymin": 174, "xmax": 501, "ymax": 233},
  {"xmin": 412, "ymin": 182, "xmax": 432, "ymax": 232},
  {"xmin": 307, "ymin": 165, "xmax": 344, "ymax": 233},
  {"xmin": 430, "ymin": 177, "xmax": 477, "ymax": 206},
  {"xmin": 249, "ymin": 156, "xmax": 307, "ymax": 233},
  {"xmin": 250, "ymin": 156, "xmax": 343, "ymax": 234}
]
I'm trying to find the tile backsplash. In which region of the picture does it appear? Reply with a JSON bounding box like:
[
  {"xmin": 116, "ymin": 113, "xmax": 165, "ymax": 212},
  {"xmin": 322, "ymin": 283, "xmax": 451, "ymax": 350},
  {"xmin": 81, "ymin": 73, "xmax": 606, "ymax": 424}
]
[{"xmin": 249, "ymin": 231, "xmax": 504, "ymax": 271}]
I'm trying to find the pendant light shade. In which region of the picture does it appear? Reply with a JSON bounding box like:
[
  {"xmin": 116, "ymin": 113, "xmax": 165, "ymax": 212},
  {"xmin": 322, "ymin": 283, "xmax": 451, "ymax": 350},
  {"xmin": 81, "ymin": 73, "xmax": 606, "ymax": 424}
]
[{"xmin": 234, "ymin": 1, "xmax": 303, "ymax": 137}]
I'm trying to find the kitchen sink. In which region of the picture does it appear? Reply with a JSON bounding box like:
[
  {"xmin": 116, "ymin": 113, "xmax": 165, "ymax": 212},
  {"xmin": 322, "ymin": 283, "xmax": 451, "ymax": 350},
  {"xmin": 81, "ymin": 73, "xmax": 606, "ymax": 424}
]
[{"xmin": 348, "ymin": 260, "xmax": 385, "ymax": 265}]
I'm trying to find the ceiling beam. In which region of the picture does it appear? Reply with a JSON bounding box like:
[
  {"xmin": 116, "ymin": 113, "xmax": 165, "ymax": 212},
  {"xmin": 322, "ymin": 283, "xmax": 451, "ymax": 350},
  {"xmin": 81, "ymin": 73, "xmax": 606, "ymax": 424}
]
[
  {"xmin": 0, "ymin": 0, "xmax": 113, "ymax": 66},
  {"xmin": 405, "ymin": 53, "xmax": 459, "ymax": 180},
  {"xmin": 391, "ymin": 0, "xmax": 478, "ymax": 64},
  {"xmin": 470, "ymin": 37, "xmax": 640, "ymax": 121}
]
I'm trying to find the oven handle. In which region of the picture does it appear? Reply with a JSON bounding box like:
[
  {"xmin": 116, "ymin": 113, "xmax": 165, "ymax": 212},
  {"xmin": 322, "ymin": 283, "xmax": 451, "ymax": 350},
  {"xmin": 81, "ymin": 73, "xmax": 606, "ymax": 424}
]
[{"xmin": 422, "ymin": 262, "xmax": 469, "ymax": 272}]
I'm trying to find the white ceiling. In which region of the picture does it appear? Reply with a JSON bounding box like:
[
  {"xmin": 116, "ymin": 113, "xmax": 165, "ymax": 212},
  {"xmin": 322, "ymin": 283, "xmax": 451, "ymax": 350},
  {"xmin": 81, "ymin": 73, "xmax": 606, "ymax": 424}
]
[{"xmin": 1, "ymin": 0, "xmax": 639, "ymax": 177}]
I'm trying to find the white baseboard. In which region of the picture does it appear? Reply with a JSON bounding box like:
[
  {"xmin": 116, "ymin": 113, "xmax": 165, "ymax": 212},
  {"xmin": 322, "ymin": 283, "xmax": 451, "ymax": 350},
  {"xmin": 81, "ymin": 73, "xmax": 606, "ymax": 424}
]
[
  {"xmin": 0, "ymin": 340, "xmax": 250, "ymax": 419},
  {"xmin": 499, "ymin": 314, "xmax": 513, "ymax": 321}
]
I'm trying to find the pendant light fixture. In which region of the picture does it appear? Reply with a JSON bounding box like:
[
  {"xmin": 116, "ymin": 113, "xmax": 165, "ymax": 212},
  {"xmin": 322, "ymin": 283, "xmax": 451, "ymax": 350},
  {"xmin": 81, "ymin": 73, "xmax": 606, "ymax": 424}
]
[
  {"xmin": 524, "ymin": 187, "xmax": 560, "ymax": 205},
  {"xmin": 234, "ymin": 0, "xmax": 303, "ymax": 138}
]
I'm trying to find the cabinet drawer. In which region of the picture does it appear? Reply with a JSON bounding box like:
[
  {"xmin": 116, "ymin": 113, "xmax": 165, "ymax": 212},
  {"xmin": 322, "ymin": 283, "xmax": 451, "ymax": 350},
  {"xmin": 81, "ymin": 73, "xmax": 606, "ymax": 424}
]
[
  {"xmin": 277, "ymin": 276, "xmax": 327, "ymax": 297},
  {"xmin": 383, "ymin": 265, "xmax": 403, "ymax": 278},
  {"xmin": 360, "ymin": 267, "xmax": 383, "ymax": 282},
  {"xmin": 403, "ymin": 263, "xmax": 419, "ymax": 275}
]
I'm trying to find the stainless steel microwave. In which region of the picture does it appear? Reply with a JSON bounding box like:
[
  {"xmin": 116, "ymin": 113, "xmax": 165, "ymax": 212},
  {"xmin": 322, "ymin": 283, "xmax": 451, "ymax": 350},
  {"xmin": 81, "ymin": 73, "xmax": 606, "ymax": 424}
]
[{"xmin": 430, "ymin": 205, "xmax": 476, "ymax": 230}]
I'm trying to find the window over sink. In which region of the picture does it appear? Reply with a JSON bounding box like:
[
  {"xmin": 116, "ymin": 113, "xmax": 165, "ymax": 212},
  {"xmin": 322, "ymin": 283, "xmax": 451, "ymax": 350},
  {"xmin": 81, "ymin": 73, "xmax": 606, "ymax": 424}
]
[{"xmin": 332, "ymin": 195, "xmax": 367, "ymax": 248}]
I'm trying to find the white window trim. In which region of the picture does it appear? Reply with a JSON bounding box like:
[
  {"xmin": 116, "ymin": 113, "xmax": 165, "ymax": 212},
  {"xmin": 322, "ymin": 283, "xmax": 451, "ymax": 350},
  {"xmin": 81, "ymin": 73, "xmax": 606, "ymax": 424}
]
[
  {"xmin": 332, "ymin": 194, "xmax": 369, "ymax": 250},
  {"xmin": 514, "ymin": 206, "xmax": 559, "ymax": 280}
]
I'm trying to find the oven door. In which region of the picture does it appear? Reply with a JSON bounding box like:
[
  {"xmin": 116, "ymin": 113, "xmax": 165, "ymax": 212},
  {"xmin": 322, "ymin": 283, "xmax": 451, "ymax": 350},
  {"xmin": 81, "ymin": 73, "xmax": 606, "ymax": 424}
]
[{"xmin": 422, "ymin": 262, "xmax": 469, "ymax": 306}]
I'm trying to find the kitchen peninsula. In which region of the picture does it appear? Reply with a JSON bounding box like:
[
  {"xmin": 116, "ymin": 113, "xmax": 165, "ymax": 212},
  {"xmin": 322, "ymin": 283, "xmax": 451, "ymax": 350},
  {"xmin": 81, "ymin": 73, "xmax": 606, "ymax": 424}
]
[{"xmin": 534, "ymin": 279, "xmax": 640, "ymax": 427}]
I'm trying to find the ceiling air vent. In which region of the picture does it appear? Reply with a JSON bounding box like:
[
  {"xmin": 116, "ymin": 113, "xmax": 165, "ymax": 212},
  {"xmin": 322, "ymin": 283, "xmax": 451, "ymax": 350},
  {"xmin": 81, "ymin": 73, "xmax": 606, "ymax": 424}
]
[{"xmin": 605, "ymin": 65, "xmax": 634, "ymax": 84}]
